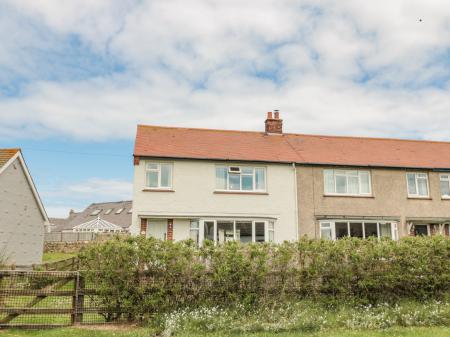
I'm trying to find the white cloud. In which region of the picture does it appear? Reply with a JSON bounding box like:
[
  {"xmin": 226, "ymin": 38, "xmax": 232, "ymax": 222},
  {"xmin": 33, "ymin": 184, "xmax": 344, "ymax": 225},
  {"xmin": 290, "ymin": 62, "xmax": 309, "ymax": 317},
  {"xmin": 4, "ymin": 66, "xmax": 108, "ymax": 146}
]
[{"xmin": 1, "ymin": 0, "xmax": 450, "ymax": 141}]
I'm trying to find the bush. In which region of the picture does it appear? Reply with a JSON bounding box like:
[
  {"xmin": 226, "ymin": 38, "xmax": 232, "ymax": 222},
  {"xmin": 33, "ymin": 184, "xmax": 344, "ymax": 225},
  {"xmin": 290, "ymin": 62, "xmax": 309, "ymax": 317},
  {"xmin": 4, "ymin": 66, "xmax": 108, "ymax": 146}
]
[{"xmin": 78, "ymin": 236, "xmax": 450, "ymax": 319}]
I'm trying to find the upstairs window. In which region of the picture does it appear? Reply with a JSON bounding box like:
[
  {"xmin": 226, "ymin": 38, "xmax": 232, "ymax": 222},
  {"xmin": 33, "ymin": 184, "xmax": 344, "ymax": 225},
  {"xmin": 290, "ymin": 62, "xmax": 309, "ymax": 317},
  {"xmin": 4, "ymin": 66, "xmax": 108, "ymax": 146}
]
[
  {"xmin": 216, "ymin": 166, "xmax": 266, "ymax": 192},
  {"xmin": 440, "ymin": 174, "xmax": 450, "ymax": 198},
  {"xmin": 406, "ymin": 172, "xmax": 429, "ymax": 197},
  {"xmin": 146, "ymin": 162, "xmax": 172, "ymax": 189},
  {"xmin": 324, "ymin": 169, "xmax": 371, "ymax": 196}
]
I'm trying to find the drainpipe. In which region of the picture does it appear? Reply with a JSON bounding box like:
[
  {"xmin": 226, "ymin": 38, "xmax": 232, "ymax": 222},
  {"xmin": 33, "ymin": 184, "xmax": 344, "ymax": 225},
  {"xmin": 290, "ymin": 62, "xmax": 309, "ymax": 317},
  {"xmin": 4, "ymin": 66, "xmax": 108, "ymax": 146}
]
[{"xmin": 292, "ymin": 162, "xmax": 299, "ymax": 241}]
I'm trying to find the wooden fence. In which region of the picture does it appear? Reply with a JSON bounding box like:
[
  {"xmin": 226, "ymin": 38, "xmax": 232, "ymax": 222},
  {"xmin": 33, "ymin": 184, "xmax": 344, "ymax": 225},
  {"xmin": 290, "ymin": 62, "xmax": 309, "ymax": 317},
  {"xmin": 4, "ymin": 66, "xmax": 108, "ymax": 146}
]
[
  {"xmin": 5, "ymin": 257, "xmax": 79, "ymax": 272},
  {"xmin": 0, "ymin": 270, "xmax": 121, "ymax": 328},
  {"xmin": 45, "ymin": 232, "xmax": 129, "ymax": 243}
]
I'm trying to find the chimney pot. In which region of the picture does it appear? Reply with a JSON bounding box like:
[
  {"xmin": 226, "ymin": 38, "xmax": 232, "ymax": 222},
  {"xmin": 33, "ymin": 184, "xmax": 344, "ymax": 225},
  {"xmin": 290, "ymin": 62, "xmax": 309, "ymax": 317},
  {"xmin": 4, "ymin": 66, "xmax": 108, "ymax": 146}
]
[
  {"xmin": 267, "ymin": 111, "xmax": 273, "ymax": 119},
  {"xmin": 274, "ymin": 110, "xmax": 279, "ymax": 119}
]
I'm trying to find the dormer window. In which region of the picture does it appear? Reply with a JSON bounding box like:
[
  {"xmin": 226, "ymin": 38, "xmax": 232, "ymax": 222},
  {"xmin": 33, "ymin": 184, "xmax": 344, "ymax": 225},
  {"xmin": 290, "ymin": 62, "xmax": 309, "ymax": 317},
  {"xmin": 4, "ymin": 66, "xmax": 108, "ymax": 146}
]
[{"xmin": 216, "ymin": 165, "xmax": 266, "ymax": 192}]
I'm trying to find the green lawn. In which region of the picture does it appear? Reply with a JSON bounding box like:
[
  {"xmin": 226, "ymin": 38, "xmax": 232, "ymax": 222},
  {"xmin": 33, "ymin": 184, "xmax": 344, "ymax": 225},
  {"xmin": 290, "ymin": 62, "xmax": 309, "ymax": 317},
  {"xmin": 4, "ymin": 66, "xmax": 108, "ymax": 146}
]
[
  {"xmin": 0, "ymin": 327, "xmax": 449, "ymax": 337},
  {"xmin": 42, "ymin": 252, "xmax": 76, "ymax": 263}
]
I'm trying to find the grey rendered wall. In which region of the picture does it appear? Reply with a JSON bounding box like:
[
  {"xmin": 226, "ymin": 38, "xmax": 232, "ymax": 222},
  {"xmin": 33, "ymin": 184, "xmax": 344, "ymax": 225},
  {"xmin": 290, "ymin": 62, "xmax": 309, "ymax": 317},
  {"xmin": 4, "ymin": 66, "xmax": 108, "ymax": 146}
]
[{"xmin": 0, "ymin": 158, "xmax": 44, "ymax": 265}]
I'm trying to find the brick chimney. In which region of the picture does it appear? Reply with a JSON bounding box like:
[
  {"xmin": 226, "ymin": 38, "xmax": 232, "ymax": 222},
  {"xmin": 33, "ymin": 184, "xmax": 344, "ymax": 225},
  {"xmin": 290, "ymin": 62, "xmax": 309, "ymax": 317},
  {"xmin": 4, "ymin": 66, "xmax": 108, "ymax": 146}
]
[{"xmin": 265, "ymin": 110, "xmax": 283, "ymax": 134}]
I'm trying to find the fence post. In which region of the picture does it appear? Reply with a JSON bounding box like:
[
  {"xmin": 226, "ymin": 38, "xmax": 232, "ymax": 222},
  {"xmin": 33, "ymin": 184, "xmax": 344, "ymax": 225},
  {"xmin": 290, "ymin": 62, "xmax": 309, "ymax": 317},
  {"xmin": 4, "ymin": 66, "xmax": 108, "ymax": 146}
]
[{"xmin": 72, "ymin": 272, "xmax": 85, "ymax": 325}]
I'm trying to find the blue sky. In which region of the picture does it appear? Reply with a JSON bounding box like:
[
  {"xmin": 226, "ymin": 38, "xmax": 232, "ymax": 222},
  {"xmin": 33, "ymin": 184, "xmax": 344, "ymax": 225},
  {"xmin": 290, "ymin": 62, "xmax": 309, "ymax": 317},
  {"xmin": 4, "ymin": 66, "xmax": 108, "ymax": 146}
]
[{"xmin": 1, "ymin": 0, "xmax": 450, "ymax": 217}]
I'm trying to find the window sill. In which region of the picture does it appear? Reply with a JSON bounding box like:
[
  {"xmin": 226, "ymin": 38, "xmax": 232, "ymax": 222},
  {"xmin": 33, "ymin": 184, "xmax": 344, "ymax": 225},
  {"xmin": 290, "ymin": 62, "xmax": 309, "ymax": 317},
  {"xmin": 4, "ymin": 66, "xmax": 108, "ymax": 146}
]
[
  {"xmin": 142, "ymin": 188, "xmax": 175, "ymax": 192},
  {"xmin": 407, "ymin": 196, "xmax": 432, "ymax": 200},
  {"xmin": 323, "ymin": 194, "xmax": 374, "ymax": 198},
  {"xmin": 441, "ymin": 197, "xmax": 450, "ymax": 200},
  {"xmin": 214, "ymin": 190, "xmax": 269, "ymax": 195}
]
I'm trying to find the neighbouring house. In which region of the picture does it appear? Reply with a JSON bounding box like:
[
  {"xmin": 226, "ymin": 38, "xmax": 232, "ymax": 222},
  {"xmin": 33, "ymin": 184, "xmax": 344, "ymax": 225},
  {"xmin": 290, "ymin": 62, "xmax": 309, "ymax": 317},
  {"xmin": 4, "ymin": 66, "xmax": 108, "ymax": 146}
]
[
  {"xmin": 132, "ymin": 111, "xmax": 450, "ymax": 244},
  {"xmin": 0, "ymin": 148, "xmax": 48, "ymax": 265},
  {"xmin": 49, "ymin": 200, "xmax": 132, "ymax": 233}
]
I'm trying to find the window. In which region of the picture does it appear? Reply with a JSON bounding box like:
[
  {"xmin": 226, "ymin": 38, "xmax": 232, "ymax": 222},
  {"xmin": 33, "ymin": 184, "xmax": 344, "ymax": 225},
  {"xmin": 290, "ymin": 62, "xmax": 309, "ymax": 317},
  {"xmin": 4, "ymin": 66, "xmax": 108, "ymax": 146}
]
[
  {"xmin": 90, "ymin": 209, "xmax": 101, "ymax": 216},
  {"xmin": 324, "ymin": 169, "xmax": 371, "ymax": 196},
  {"xmin": 202, "ymin": 219, "xmax": 271, "ymax": 244},
  {"xmin": 189, "ymin": 220, "xmax": 200, "ymax": 245},
  {"xmin": 115, "ymin": 208, "xmax": 124, "ymax": 214},
  {"xmin": 320, "ymin": 220, "xmax": 397, "ymax": 240},
  {"xmin": 146, "ymin": 163, "xmax": 172, "ymax": 189},
  {"xmin": 406, "ymin": 173, "xmax": 429, "ymax": 197},
  {"xmin": 440, "ymin": 174, "xmax": 450, "ymax": 198},
  {"xmin": 104, "ymin": 209, "xmax": 112, "ymax": 215},
  {"xmin": 216, "ymin": 166, "xmax": 266, "ymax": 192}
]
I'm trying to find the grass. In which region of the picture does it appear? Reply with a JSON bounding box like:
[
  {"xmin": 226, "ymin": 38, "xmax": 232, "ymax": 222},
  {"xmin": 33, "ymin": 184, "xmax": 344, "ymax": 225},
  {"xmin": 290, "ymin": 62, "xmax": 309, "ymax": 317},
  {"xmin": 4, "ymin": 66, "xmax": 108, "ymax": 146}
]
[
  {"xmin": 42, "ymin": 252, "xmax": 76, "ymax": 263},
  {"xmin": 0, "ymin": 326, "xmax": 449, "ymax": 337}
]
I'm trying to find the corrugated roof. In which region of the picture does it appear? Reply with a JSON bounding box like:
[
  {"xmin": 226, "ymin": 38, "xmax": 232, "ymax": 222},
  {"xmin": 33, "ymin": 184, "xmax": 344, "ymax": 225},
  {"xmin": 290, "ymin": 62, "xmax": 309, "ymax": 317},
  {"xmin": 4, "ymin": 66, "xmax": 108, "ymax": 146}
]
[
  {"xmin": 134, "ymin": 125, "xmax": 450, "ymax": 169},
  {"xmin": 0, "ymin": 148, "xmax": 20, "ymax": 169}
]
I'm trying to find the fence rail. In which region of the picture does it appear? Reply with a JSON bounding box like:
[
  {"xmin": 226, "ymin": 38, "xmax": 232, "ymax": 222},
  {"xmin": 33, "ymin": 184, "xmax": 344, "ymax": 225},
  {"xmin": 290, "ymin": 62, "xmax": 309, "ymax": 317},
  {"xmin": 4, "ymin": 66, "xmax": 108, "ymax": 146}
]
[
  {"xmin": 0, "ymin": 270, "xmax": 124, "ymax": 328},
  {"xmin": 4, "ymin": 257, "xmax": 78, "ymax": 272}
]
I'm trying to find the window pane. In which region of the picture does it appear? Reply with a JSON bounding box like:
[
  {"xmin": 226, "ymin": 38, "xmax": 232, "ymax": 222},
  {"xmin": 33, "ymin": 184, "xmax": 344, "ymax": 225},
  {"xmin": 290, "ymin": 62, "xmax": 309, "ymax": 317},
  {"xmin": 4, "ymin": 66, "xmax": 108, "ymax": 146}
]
[
  {"xmin": 324, "ymin": 170, "xmax": 335, "ymax": 193},
  {"xmin": 147, "ymin": 171, "xmax": 158, "ymax": 188},
  {"xmin": 407, "ymin": 173, "xmax": 417, "ymax": 195},
  {"xmin": 348, "ymin": 176, "xmax": 359, "ymax": 194},
  {"xmin": 229, "ymin": 174, "xmax": 241, "ymax": 190},
  {"xmin": 364, "ymin": 222, "xmax": 378, "ymax": 238},
  {"xmin": 417, "ymin": 177, "xmax": 428, "ymax": 196},
  {"xmin": 242, "ymin": 175, "xmax": 253, "ymax": 190},
  {"xmin": 414, "ymin": 225, "xmax": 428, "ymax": 236},
  {"xmin": 255, "ymin": 168, "xmax": 266, "ymax": 190},
  {"xmin": 360, "ymin": 172, "xmax": 370, "ymax": 194},
  {"xmin": 216, "ymin": 167, "xmax": 227, "ymax": 189},
  {"xmin": 190, "ymin": 221, "xmax": 199, "ymax": 245},
  {"xmin": 349, "ymin": 222, "xmax": 363, "ymax": 238},
  {"xmin": 321, "ymin": 228, "xmax": 332, "ymax": 240},
  {"xmin": 242, "ymin": 167, "xmax": 253, "ymax": 174},
  {"xmin": 440, "ymin": 180, "xmax": 450, "ymax": 197},
  {"xmin": 255, "ymin": 222, "xmax": 265, "ymax": 242},
  {"xmin": 380, "ymin": 223, "xmax": 392, "ymax": 238},
  {"xmin": 335, "ymin": 222, "xmax": 348, "ymax": 238},
  {"xmin": 160, "ymin": 164, "xmax": 172, "ymax": 187},
  {"xmin": 217, "ymin": 221, "xmax": 234, "ymax": 243},
  {"xmin": 204, "ymin": 221, "xmax": 215, "ymax": 241},
  {"xmin": 236, "ymin": 221, "xmax": 252, "ymax": 243},
  {"xmin": 147, "ymin": 163, "xmax": 158, "ymax": 170},
  {"xmin": 336, "ymin": 175, "xmax": 347, "ymax": 194}
]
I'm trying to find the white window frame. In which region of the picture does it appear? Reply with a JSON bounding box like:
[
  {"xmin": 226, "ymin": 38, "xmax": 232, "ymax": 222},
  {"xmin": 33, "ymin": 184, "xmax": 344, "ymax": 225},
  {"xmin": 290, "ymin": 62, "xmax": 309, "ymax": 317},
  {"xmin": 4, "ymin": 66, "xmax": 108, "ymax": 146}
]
[
  {"xmin": 215, "ymin": 165, "xmax": 267, "ymax": 192},
  {"xmin": 440, "ymin": 174, "xmax": 450, "ymax": 199},
  {"xmin": 199, "ymin": 219, "xmax": 272, "ymax": 245},
  {"xmin": 406, "ymin": 172, "xmax": 430, "ymax": 198},
  {"xmin": 319, "ymin": 220, "xmax": 398, "ymax": 240},
  {"xmin": 145, "ymin": 162, "xmax": 173, "ymax": 189},
  {"xmin": 324, "ymin": 169, "xmax": 372, "ymax": 196}
]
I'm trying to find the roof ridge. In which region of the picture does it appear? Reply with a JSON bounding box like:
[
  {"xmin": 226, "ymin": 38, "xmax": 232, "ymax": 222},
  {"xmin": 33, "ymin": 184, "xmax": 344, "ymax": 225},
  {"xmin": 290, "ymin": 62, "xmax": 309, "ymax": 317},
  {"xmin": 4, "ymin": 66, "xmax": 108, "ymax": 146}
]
[
  {"xmin": 284, "ymin": 132, "xmax": 450, "ymax": 145},
  {"xmin": 138, "ymin": 124, "xmax": 450, "ymax": 145},
  {"xmin": 89, "ymin": 200, "xmax": 132, "ymax": 206}
]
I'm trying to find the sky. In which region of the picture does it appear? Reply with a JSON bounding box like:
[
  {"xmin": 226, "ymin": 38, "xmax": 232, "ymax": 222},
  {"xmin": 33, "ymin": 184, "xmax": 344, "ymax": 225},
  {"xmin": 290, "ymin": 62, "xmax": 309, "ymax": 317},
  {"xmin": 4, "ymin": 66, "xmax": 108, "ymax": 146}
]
[{"xmin": 2, "ymin": 0, "xmax": 450, "ymax": 217}]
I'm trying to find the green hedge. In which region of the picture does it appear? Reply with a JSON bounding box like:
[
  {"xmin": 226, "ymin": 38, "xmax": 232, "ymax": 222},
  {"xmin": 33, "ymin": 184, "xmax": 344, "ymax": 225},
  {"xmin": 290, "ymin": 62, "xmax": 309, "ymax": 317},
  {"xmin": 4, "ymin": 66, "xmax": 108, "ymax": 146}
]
[{"xmin": 78, "ymin": 236, "xmax": 450, "ymax": 318}]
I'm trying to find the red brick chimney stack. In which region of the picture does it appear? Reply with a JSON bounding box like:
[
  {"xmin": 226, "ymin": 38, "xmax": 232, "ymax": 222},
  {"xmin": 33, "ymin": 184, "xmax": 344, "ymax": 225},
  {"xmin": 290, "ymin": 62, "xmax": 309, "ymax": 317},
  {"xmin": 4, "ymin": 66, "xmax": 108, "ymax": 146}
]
[{"xmin": 265, "ymin": 110, "xmax": 283, "ymax": 134}]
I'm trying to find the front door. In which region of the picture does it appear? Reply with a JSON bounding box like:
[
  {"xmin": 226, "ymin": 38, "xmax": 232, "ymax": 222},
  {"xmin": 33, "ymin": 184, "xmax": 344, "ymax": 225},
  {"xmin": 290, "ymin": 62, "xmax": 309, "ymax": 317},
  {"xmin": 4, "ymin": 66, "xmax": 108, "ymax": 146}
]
[{"xmin": 147, "ymin": 219, "xmax": 167, "ymax": 240}]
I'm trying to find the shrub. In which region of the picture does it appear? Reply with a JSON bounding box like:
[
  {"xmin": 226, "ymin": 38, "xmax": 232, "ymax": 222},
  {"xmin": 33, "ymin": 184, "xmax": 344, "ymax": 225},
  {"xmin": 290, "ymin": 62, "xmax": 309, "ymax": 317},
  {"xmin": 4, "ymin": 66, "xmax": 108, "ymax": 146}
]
[{"xmin": 78, "ymin": 236, "xmax": 450, "ymax": 319}]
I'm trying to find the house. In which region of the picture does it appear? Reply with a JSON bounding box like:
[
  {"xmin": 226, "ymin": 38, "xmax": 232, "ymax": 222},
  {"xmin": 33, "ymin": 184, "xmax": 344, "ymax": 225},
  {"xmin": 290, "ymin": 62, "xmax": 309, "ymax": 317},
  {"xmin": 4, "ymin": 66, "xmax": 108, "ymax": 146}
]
[
  {"xmin": 132, "ymin": 111, "xmax": 450, "ymax": 244},
  {"xmin": 49, "ymin": 200, "xmax": 132, "ymax": 233},
  {"xmin": 0, "ymin": 148, "xmax": 48, "ymax": 265}
]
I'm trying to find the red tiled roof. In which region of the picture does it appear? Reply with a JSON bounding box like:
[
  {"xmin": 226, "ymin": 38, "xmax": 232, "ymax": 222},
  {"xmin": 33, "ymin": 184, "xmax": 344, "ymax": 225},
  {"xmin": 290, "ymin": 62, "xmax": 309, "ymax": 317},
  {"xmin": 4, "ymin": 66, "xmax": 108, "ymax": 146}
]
[
  {"xmin": 0, "ymin": 148, "xmax": 20, "ymax": 169},
  {"xmin": 134, "ymin": 125, "xmax": 450, "ymax": 169}
]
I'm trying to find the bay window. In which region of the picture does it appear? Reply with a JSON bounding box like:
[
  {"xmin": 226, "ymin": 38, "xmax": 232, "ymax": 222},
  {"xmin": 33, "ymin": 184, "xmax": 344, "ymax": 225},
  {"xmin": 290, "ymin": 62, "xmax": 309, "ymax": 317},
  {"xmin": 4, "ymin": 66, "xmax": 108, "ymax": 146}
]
[
  {"xmin": 216, "ymin": 166, "xmax": 266, "ymax": 192},
  {"xmin": 200, "ymin": 219, "xmax": 273, "ymax": 244},
  {"xmin": 320, "ymin": 220, "xmax": 398, "ymax": 240},
  {"xmin": 406, "ymin": 172, "xmax": 429, "ymax": 197},
  {"xmin": 324, "ymin": 169, "xmax": 371, "ymax": 196},
  {"xmin": 440, "ymin": 174, "xmax": 450, "ymax": 198},
  {"xmin": 146, "ymin": 162, "xmax": 172, "ymax": 189}
]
